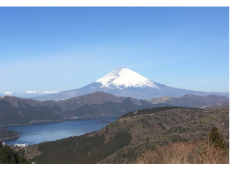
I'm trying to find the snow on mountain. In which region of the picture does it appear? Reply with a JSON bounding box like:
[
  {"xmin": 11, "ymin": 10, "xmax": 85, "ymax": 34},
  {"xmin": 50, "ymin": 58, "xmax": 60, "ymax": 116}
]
[
  {"xmin": 25, "ymin": 91, "xmax": 37, "ymax": 94},
  {"xmin": 96, "ymin": 68, "xmax": 160, "ymax": 89},
  {"xmin": 30, "ymin": 67, "xmax": 229, "ymax": 101},
  {"xmin": 3, "ymin": 91, "xmax": 13, "ymax": 95},
  {"xmin": 0, "ymin": 91, "xmax": 58, "ymax": 98},
  {"xmin": 42, "ymin": 91, "xmax": 58, "ymax": 94}
]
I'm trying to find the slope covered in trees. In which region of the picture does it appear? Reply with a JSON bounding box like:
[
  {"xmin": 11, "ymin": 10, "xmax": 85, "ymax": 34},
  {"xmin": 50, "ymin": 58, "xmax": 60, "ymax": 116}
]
[
  {"xmin": 0, "ymin": 92, "xmax": 155, "ymax": 126},
  {"xmin": 0, "ymin": 129, "xmax": 19, "ymax": 141},
  {"xmin": 0, "ymin": 141, "xmax": 30, "ymax": 164}
]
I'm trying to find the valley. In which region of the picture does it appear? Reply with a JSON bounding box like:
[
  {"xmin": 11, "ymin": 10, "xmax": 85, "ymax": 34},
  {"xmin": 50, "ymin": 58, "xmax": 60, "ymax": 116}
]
[
  {"xmin": 1, "ymin": 87, "xmax": 229, "ymax": 164},
  {"xmin": 2, "ymin": 117, "xmax": 118, "ymax": 145},
  {"xmin": 0, "ymin": 90, "xmax": 228, "ymax": 144},
  {"xmin": 0, "ymin": 91, "xmax": 228, "ymax": 127},
  {"xmin": 0, "ymin": 7, "xmax": 228, "ymax": 165},
  {"xmin": 14, "ymin": 106, "xmax": 229, "ymax": 164},
  {"xmin": 0, "ymin": 67, "xmax": 229, "ymax": 164},
  {"xmin": 0, "ymin": 92, "xmax": 154, "ymax": 126}
]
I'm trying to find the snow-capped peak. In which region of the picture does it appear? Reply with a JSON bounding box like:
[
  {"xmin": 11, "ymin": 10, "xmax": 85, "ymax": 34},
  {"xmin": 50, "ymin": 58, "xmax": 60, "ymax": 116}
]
[
  {"xmin": 3, "ymin": 91, "xmax": 13, "ymax": 95},
  {"xmin": 25, "ymin": 91, "xmax": 37, "ymax": 94},
  {"xmin": 96, "ymin": 68, "xmax": 160, "ymax": 89},
  {"xmin": 42, "ymin": 91, "xmax": 58, "ymax": 94}
]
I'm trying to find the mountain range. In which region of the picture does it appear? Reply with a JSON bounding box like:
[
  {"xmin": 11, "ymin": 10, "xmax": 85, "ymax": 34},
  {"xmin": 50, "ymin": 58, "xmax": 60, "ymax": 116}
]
[
  {"xmin": 0, "ymin": 91, "xmax": 228, "ymax": 127},
  {"xmin": 30, "ymin": 68, "xmax": 228, "ymax": 101},
  {"xmin": 0, "ymin": 92, "xmax": 155, "ymax": 126},
  {"xmin": 148, "ymin": 94, "xmax": 229, "ymax": 107}
]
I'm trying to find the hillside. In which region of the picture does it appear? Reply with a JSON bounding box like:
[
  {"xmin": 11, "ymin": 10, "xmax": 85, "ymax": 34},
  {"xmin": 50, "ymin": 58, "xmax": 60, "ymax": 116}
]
[
  {"xmin": 0, "ymin": 129, "xmax": 20, "ymax": 141},
  {"xmin": 0, "ymin": 141, "xmax": 30, "ymax": 164},
  {"xmin": 137, "ymin": 141, "xmax": 228, "ymax": 164},
  {"xmin": 148, "ymin": 94, "xmax": 228, "ymax": 107},
  {"xmin": 0, "ymin": 92, "xmax": 155, "ymax": 126},
  {"xmin": 0, "ymin": 96, "xmax": 62, "ymax": 126},
  {"xmin": 200, "ymin": 100, "xmax": 229, "ymax": 109},
  {"xmin": 16, "ymin": 106, "xmax": 229, "ymax": 164}
]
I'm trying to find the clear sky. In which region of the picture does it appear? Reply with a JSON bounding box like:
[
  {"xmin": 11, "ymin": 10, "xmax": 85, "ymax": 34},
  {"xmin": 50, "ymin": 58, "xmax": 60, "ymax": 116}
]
[{"xmin": 0, "ymin": 7, "xmax": 229, "ymax": 93}]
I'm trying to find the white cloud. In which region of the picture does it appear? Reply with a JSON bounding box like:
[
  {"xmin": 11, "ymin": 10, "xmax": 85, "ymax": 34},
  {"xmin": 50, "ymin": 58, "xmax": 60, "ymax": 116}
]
[
  {"xmin": 25, "ymin": 91, "xmax": 37, "ymax": 94},
  {"xmin": 42, "ymin": 91, "xmax": 58, "ymax": 94},
  {"xmin": 4, "ymin": 91, "xmax": 13, "ymax": 95}
]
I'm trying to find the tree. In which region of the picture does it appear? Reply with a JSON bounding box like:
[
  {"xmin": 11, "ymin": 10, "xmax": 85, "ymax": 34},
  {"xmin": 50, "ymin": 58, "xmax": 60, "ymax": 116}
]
[
  {"xmin": 208, "ymin": 127, "xmax": 226, "ymax": 150},
  {"xmin": 0, "ymin": 141, "xmax": 30, "ymax": 164}
]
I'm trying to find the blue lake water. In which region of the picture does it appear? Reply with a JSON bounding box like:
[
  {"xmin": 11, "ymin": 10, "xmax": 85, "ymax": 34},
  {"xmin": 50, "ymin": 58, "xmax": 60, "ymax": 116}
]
[{"xmin": 2, "ymin": 117, "xmax": 118, "ymax": 146}]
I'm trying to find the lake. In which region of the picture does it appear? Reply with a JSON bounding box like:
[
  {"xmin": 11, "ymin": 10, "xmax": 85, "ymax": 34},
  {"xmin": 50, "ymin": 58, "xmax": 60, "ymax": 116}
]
[{"xmin": 2, "ymin": 117, "xmax": 118, "ymax": 146}]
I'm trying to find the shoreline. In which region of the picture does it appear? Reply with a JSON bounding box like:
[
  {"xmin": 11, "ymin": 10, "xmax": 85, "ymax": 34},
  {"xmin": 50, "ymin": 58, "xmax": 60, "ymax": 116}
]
[
  {"xmin": 2, "ymin": 116, "xmax": 119, "ymax": 146},
  {"xmin": 0, "ymin": 115, "xmax": 120, "ymax": 127},
  {"xmin": 0, "ymin": 134, "xmax": 20, "ymax": 142}
]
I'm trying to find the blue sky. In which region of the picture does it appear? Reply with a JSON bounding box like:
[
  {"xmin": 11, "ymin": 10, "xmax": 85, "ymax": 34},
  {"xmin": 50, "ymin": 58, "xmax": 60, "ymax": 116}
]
[{"xmin": 0, "ymin": 7, "xmax": 229, "ymax": 93}]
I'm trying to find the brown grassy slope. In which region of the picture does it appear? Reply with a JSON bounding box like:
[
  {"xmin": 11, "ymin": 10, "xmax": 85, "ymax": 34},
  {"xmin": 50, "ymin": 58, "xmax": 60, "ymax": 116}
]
[{"xmin": 136, "ymin": 141, "xmax": 229, "ymax": 164}]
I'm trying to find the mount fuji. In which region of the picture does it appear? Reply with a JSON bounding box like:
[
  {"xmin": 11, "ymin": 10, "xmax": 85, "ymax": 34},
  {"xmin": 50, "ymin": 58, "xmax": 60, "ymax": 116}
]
[{"xmin": 32, "ymin": 68, "xmax": 228, "ymax": 101}]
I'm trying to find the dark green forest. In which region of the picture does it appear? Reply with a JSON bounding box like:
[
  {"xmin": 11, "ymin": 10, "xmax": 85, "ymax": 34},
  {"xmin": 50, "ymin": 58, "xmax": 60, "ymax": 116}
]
[
  {"xmin": 119, "ymin": 106, "xmax": 185, "ymax": 119},
  {"xmin": 0, "ymin": 141, "xmax": 30, "ymax": 164},
  {"xmin": 30, "ymin": 132, "xmax": 131, "ymax": 164}
]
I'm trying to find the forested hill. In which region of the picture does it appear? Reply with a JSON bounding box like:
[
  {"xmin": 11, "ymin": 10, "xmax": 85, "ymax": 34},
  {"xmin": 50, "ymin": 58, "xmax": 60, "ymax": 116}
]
[
  {"xmin": 0, "ymin": 141, "xmax": 30, "ymax": 164},
  {"xmin": 0, "ymin": 92, "xmax": 156, "ymax": 126},
  {"xmin": 16, "ymin": 106, "xmax": 229, "ymax": 164},
  {"xmin": 0, "ymin": 129, "xmax": 20, "ymax": 141}
]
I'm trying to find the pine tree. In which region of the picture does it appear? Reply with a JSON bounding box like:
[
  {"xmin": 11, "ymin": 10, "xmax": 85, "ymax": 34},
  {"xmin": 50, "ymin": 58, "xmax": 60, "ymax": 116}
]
[
  {"xmin": 208, "ymin": 127, "xmax": 226, "ymax": 150},
  {"xmin": 0, "ymin": 141, "xmax": 30, "ymax": 164}
]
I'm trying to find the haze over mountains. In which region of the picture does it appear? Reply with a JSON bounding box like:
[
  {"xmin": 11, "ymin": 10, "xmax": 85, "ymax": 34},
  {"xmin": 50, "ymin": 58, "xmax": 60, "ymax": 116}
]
[
  {"xmin": 148, "ymin": 94, "xmax": 229, "ymax": 107},
  {"xmin": 30, "ymin": 68, "xmax": 228, "ymax": 101},
  {"xmin": 199, "ymin": 100, "xmax": 229, "ymax": 110},
  {"xmin": 0, "ymin": 91, "xmax": 58, "ymax": 99}
]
